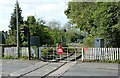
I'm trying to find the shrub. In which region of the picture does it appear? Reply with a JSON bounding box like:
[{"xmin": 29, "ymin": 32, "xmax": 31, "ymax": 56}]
[
  {"xmin": 83, "ymin": 59, "xmax": 119, "ymax": 63},
  {"xmin": 4, "ymin": 55, "xmax": 16, "ymax": 59},
  {"xmin": 20, "ymin": 56, "xmax": 28, "ymax": 60},
  {"xmin": 83, "ymin": 36, "xmax": 94, "ymax": 47},
  {"xmin": 41, "ymin": 48, "xmax": 47, "ymax": 58}
]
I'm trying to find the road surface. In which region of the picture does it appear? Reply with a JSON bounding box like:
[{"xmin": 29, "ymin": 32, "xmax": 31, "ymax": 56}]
[
  {"xmin": 0, "ymin": 59, "xmax": 119, "ymax": 78},
  {"xmin": 61, "ymin": 62, "xmax": 119, "ymax": 76}
]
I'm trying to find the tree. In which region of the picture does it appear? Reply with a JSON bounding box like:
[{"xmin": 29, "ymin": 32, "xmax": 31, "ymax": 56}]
[
  {"xmin": 65, "ymin": 2, "xmax": 120, "ymax": 47},
  {"xmin": 6, "ymin": 1, "xmax": 23, "ymax": 45},
  {"xmin": 47, "ymin": 20, "xmax": 61, "ymax": 30},
  {"xmin": 27, "ymin": 16, "xmax": 53, "ymax": 46},
  {"xmin": 47, "ymin": 20, "xmax": 62, "ymax": 45}
]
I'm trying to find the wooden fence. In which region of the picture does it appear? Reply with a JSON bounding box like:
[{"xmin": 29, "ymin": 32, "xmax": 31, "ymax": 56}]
[{"xmin": 82, "ymin": 48, "xmax": 120, "ymax": 61}]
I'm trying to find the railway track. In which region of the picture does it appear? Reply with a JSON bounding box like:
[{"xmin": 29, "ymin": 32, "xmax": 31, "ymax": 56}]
[{"xmin": 10, "ymin": 62, "xmax": 66, "ymax": 78}]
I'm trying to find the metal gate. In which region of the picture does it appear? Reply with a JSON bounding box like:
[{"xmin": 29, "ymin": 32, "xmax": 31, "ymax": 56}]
[{"xmin": 39, "ymin": 47, "xmax": 82, "ymax": 62}]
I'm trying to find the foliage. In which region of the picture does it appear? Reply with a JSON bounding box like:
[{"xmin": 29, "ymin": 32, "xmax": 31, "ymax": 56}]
[
  {"xmin": 4, "ymin": 55, "xmax": 17, "ymax": 59},
  {"xmin": 41, "ymin": 48, "xmax": 47, "ymax": 58},
  {"xmin": 83, "ymin": 59, "xmax": 120, "ymax": 64},
  {"xmin": 6, "ymin": 2, "xmax": 87, "ymax": 47},
  {"xmin": 0, "ymin": 31, "xmax": 5, "ymax": 44},
  {"xmin": 47, "ymin": 20, "xmax": 64, "ymax": 46},
  {"xmin": 47, "ymin": 20, "xmax": 61, "ymax": 30},
  {"xmin": 27, "ymin": 17, "xmax": 54, "ymax": 46},
  {"xmin": 83, "ymin": 35, "xmax": 94, "ymax": 47},
  {"xmin": 6, "ymin": 2, "xmax": 23, "ymax": 46},
  {"xmin": 6, "ymin": 33, "xmax": 16, "ymax": 45},
  {"xmin": 65, "ymin": 2, "xmax": 120, "ymax": 47},
  {"xmin": 20, "ymin": 56, "xmax": 28, "ymax": 60}
]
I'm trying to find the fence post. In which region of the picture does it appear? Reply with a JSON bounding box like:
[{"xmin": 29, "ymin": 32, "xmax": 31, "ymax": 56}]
[
  {"xmin": 116, "ymin": 48, "xmax": 119, "ymax": 60},
  {"xmin": 92, "ymin": 48, "xmax": 94, "ymax": 60},
  {"xmin": 106, "ymin": 48, "xmax": 108, "ymax": 60},
  {"xmin": 53, "ymin": 47, "xmax": 54, "ymax": 60},
  {"xmin": 114, "ymin": 48, "xmax": 116, "ymax": 60},
  {"xmin": 89, "ymin": 48, "xmax": 91, "ymax": 60},
  {"xmin": 107, "ymin": 48, "xmax": 108, "ymax": 60},
  {"xmin": 75, "ymin": 48, "xmax": 76, "ymax": 61},
  {"xmin": 112, "ymin": 48, "xmax": 115, "ymax": 60},
  {"xmin": 101, "ymin": 48, "xmax": 103, "ymax": 60},
  {"xmin": 108, "ymin": 48, "xmax": 110, "ymax": 60},
  {"xmin": 111, "ymin": 48, "xmax": 113, "ymax": 60},
  {"xmin": 94, "ymin": 48, "xmax": 96, "ymax": 60},
  {"xmin": 109, "ymin": 48, "xmax": 112, "ymax": 60},
  {"xmin": 107, "ymin": 48, "xmax": 110, "ymax": 60},
  {"xmin": 67, "ymin": 47, "xmax": 68, "ymax": 62},
  {"xmin": 82, "ymin": 48, "xmax": 84, "ymax": 61},
  {"xmin": 99, "ymin": 48, "xmax": 101, "ymax": 60},
  {"xmin": 118, "ymin": 48, "xmax": 120, "ymax": 60},
  {"xmin": 2, "ymin": 46, "xmax": 4, "ymax": 57}
]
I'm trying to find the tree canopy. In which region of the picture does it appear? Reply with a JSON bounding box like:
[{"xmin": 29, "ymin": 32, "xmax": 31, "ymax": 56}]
[
  {"xmin": 65, "ymin": 2, "xmax": 120, "ymax": 47},
  {"xmin": 6, "ymin": 1, "xmax": 23, "ymax": 45}
]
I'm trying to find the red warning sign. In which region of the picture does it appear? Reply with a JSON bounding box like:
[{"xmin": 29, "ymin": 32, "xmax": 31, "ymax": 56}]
[
  {"xmin": 84, "ymin": 48, "xmax": 88, "ymax": 51},
  {"xmin": 57, "ymin": 48, "xmax": 63, "ymax": 54}
]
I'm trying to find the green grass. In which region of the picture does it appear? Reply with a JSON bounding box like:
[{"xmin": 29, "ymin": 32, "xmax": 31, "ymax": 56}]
[
  {"xmin": 3, "ymin": 55, "xmax": 17, "ymax": 59},
  {"xmin": 82, "ymin": 59, "xmax": 120, "ymax": 64}
]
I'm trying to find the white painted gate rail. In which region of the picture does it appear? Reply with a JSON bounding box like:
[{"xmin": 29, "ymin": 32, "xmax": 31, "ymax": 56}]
[{"xmin": 82, "ymin": 48, "xmax": 120, "ymax": 61}]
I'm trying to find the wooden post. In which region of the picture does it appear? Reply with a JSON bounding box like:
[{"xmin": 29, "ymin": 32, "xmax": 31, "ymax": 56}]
[
  {"xmin": 117, "ymin": 48, "xmax": 119, "ymax": 60},
  {"xmin": 67, "ymin": 47, "xmax": 68, "ymax": 62},
  {"xmin": 82, "ymin": 48, "xmax": 84, "ymax": 61}
]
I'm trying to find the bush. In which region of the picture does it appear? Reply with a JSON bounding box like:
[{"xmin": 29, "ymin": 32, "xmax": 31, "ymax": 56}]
[
  {"xmin": 41, "ymin": 48, "xmax": 47, "ymax": 58},
  {"xmin": 20, "ymin": 56, "xmax": 28, "ymax": 60},
  {"xmin": 4, "ymin": 55, "xmax": 17, "ymax": 59},
  {"xmin": 83, "ymin": 59, "xmax": 119, "ymax": 63},
  {"xmin": 83, "ymin": 36, "xmax": 94, "ymax": 47},
  {"xmin": 68, "ymin": 48, "xmax": 75, "ymax": 53}
]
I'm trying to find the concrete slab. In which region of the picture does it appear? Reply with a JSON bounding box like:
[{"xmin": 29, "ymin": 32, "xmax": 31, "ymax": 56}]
[
  {"xmin": 49, "ymin": 61, "xmax": 77, "ymax": 76},
  {"xmin": 24, "ymin": 62, "xmax": 64, "ymax": 77},
  {"xmin": 10, "ymin": 62, "xmax": 49, "ymax": 76}
]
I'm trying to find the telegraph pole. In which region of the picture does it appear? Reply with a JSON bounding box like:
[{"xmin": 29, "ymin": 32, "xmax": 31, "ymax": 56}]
[
  {"xmin": 16, "ymin": 0, "xmax": 20, "ymax": 58},
  {"xmin": 28, "ymin": 25, "xmax": 31, "ymax": 60}
]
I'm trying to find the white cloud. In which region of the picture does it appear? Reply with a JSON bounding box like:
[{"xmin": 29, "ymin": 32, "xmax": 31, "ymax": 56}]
[
  {"xmin": 0, "ymin": 0, "xmax": 69, "ymax": 31},
  {"xmin": 0, "ymin": 0, "xmax": 15, "ymax": 5},
  {"xmin": 0, "ymin": 19, "xmax": 9, "ymax": 31},
  {"xmin": 35, "ymin": 3, "xmax": 57, "ymax": 12}
]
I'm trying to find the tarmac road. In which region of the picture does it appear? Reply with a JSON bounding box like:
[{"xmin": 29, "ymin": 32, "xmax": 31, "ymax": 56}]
[
  {"xmin": 61, "ymin": 62, "xmax": 119, "ymax": 76},
  {"xmin": 1, "ymin": 59, "xmax": 41, "ymax": 76},
  {"xmin": 0, "ymin": 59, "xmax": 119, "ymax": 78}
]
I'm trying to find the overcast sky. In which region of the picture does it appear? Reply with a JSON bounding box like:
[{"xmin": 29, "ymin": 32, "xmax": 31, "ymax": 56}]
[{"xmin": 0, "ymin": 0, "xmax": 71, "ymax": 31}]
